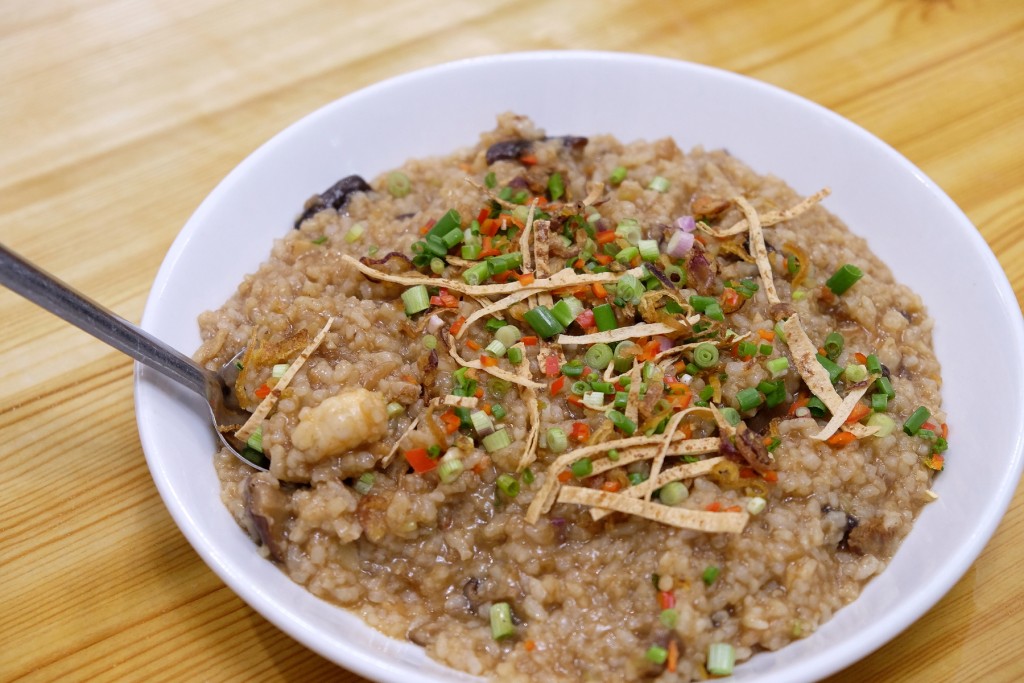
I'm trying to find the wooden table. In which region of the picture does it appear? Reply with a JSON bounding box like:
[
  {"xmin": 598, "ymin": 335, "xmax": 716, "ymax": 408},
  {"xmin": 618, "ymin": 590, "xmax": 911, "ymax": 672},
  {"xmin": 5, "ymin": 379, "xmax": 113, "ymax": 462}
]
[{"xmin": 2, "ymin": 1, "xmax": 1022, "ymax": 680}]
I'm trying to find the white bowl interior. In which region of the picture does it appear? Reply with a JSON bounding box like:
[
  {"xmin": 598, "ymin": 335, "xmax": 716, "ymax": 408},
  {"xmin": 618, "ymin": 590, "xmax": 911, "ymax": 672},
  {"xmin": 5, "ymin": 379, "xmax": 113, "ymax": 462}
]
[{"xmin": 136, "ymin": 51, "xmax": 1024, "ymax": 683}]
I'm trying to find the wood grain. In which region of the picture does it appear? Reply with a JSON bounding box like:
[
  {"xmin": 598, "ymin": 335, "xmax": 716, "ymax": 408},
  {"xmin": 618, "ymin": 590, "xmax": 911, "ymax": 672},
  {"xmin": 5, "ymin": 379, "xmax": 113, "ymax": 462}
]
[{"xmin": 2, "ymin": 1, "xmax": 1022, "ymax": 681}]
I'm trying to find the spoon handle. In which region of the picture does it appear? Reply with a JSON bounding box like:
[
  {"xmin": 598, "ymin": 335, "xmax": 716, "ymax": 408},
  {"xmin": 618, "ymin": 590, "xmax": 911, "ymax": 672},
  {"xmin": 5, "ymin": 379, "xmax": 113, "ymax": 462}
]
[{"xmin": 0, "ymin": 243, "xmax": 209, "ymax": 397}]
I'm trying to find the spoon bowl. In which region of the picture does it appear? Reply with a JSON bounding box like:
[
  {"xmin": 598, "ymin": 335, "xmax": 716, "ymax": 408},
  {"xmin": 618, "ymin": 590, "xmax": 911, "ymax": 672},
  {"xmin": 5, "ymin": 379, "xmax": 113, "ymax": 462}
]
[{"xmin": 0, "ymin": 243, "xmax": 264, "ymax": 470}]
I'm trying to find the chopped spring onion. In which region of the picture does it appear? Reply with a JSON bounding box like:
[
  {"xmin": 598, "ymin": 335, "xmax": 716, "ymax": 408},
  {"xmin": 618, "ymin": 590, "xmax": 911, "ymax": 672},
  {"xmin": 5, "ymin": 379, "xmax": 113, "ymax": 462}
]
[
  {"xmin": 645, "ymin": 645, "xmax": 668, "ymax": 665},
  {"xmin": 826, "ymin": 264, "xmax": 863, "ymax": 296},
  {"xmin": 523, "ymin": 306, "xmax": 566, "ymax": 339},
  {"xmin": 271, "ymin": 363, "xmax": 289, "ymax": 378},
  {"xmin": 609, "ymin": 165, "xmax": 628, "ymax": 185},
  {"xmin": 490, "ymin": 602, "xmax": 515, "ymax": 640},
  {"xmin": 583, "ymin": 391, "xmax": 606, "ymax": 409},
  {"xmin": 871, "ymin": 392, "xmax": 889, "ymax": 412},
  {"xmin": 824, "ymin": 331, "xmax": 844, "ymax": 361},
  {"xmin": 584, "ymin": 343, "xmax": 614, "ymax": 370},
  {"xmin": 592, "ymin": 304, "xmax": 618, "ymax": 332},
  {"xmin": 628, "ymin": 472, "xmax": 647, "ymax": 486},
  {"xmin": 491, "ymin": 404, "xmax": 507, "ymax": 420},
  {"xmin": 484, "ymin": 171, "xmax": 497, "ymax": 189},
  {"xmin": 736, "ymin": 387, "xmax": 763, "ymax": 412},
  {"xmin": 613, "ymin": 340, "xmax": 641, "ymax": 372},
  {"xmin": 463, "ymin": 261, "xmax": 491, "ymax": 286},
  {"xmin": 607, "ymin": 409, "xmax": 637, "ymax": 436},
  {"xmin": 571, "ymin": 457, "xmax": 593, "ymax": 478},
  {"xmin": 470, "ymin": 410, "xmax": 495, "ymax": 437},
  {"xmin": 522, "ymin": 467, "xmax": 535, "ymax": 485},
  {"xmin": 757, "ymin": 379, "xmax": 786, "ymax": 408},
  {"xmin": 659, "ymin": 608, "xmax": 679, "ymax": 629},
  {"xmin": 551, "ymin": 296, "xmax": 584, "ymax": 327},
  {"xmin": 903, "ymin": 406, "xmax": 931, "ymax": 436},
  {"xmin": 759, "ymin": 343, "xmax": 773, "ymax": 356},
  {"xmin": 590, "ymin": 381, "xmax": 615, "ymax": 394},
  {"xmin": 876, "ymin": 376, "xmax": 895, "ymax": 398},
  {"xmin": 311, "ymin": 235, "xmax": 328, "ymax": 245},
  {"xmin": 246, "ymin": 426, "xmax": 263, "ymax": 453},
  {"xmin": 806, "ymin": 396, "xmax": 828, "ymax": 418},
  {"xmin": 843, "ymin": 363, "xmax": 868, "ymax": 383},
  {"xmin": 427, "ymin": 444, "xmax": 441, "ymax": 458},
  {"xmin": 816, "ymin": 354, "xmax": 843, "ymax": 383},
  {"xmin": 354, "ymin": 472, "xmax": 375, "ymax": 495},
  {"xmin": 546, "ymin": 427, "xmax": 569, "ymax": 454},
  {"xmin": 386, "ymin": 402, "xmax": 405, "ymax": 418},
  {"xmin": 571, "ymin": 380, "xmax": 589, "ymax": 396},
  {"xmin": 866, "ymin": 353, "xmax": 883, "ymax": 375},
  {"xmin": 487, "ymin": 378, "xmax": 511, "ymax": 399},
  {"xmin": 648, "ymin": 176, "xmax": 670, "ymax": 193},
  {"xmin": 702, "ymin": 566, "xmax": 720, "ymax": 585},
  {"xmin": 386, "ymin": 171, "xmax": 411, "ymax": 197},
  {"xmin": 441, "ymin": 226, "xmax": 463, "ymax": 248},
  {"xmin": 495, "ymin": 324, "xmax": 522, "ymax": 348},
  {"xmin": 737, "ymin": 340, "xmax": 758, "ymax": 358},
  {"xmin": 638, "ymin": 239, "xmax": 660, "ymax": 262},
  {"xmin": 345, "ymin": 222, "xmax": 366, "ymax": 243},
  {"xmin": 461, "ymin": 243, "xmax": 482, "ymax": 260},
  {"xmin": 430, "ymin": 257, "xmax": 445, "ymax": 274},
  {"xmin": 615, "ymin": 219, "xmax": 642, "ymax": 245},
  {"xmin": 507, "ymin": 346, "xmax": 523, "ymax": 365},
  {"xmin": 426, "ymin": 208, "xmax": 461, "ymax": 239},
  {"xmin": 486, "ymin": 251, "xmax": 523, "ymax": 275},
  {"xmin": 659, "ymin": 481, "xmax": 688, "ymax": 506},
  {"xmin": 693, "ymin": 343, "xmax": 719, "ymax": 368},
  {"xmin": 746, "ymin": 497, "xmax": 767, "ymax": 515},
  {"xmin": 720, "ymin": 407, "xmax": 741, "ymax": 426},
  {"xmin": 616, "ymin": 273, "xmax": 644, "ymax": 304},
  {"xmin": 766, "ymin": 356, "xmax": 790, "ymax": 377},
  {"xmin": 867, "ymin": 412, "xmax": 896, "ymax": 437},
  {"xmin": 485, "ymin": 340, "xmax": 507, "ymax": 357},
  {"xmin": 689, "ymin": 295, "xmax": 716, "ymax": 312},
  {"xmin": 773, "ymin": 321, "xmax": 788, "ymax": 343},
  {"xmin": 482, "ymin": 428, "xmax": 512, "ymax": 452},
  {"xmin": 438, "ymin": 453, "xmax": 465, "ymax": 484},
  {"xmin": 704, "ymin": 302, "xmax": 725, "ymax": 322},
  {"xmin": 561, "ymin": 360, "xmax": 584, "ymax": 377},
  {"xmin": 607, "ymin": 449, "xmax": 620, "ymax": 461},
  {"xmin": 423, "ymin": 334, "xmax": 438, "ymax": 350},
  {"xmin": 496, "ymin": 473, "xmax": 520, "ymax": 497},
  {"xmin": 615, "ymin": 246, "xmax": 639, "ymax": 265},
  {"xmin": 401, "ymin": 285, "xmax": 430, "ymax": 315},
  {"xmin": 548, "ymin": 172, "xmax": 565, "ymax": 201},
  {"xmin": 707, "ymin": 643, "xmax": 736, "ymax": 676}
]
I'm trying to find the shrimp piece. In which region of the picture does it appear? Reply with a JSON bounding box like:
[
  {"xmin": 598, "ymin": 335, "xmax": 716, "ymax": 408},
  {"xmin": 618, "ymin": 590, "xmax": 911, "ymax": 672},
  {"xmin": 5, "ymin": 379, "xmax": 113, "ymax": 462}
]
[{"xmin": 291, "ymin": 388, "xmax": 388, "ymax": 461}]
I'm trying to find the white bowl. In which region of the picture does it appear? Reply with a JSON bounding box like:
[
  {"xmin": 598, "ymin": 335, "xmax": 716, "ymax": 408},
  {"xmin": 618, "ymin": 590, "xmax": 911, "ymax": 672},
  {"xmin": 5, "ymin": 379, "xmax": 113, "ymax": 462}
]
[{"xmin": 136, "ymin": 51, "xmax": 1024, "ymax": 682}]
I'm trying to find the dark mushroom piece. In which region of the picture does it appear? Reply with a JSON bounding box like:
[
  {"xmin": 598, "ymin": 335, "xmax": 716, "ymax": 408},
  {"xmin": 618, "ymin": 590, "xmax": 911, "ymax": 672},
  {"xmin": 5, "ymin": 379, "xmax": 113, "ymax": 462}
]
[
  {"xmin": 244, "ymin": 473, "xmax": 292, "ymax": 562},
  {"xmin": 484, "ymin": 136, "xmax": 589, "ymax": 165},
  {"xmin": 293, "ymin": 174, "xmax": 372, "ymax": 228},
  {"xmin": 731, "ymin": 422, "xmax": 774, "ymax": 475},
  {"xmin": 684, "ymin": 243, "xmax": 718, "ymax": 296}
]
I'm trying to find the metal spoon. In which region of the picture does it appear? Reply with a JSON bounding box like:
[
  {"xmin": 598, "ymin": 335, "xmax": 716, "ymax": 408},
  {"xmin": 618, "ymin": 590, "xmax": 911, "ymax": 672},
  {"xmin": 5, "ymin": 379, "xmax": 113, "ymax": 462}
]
[{"xmin": 0, "ymin": 243, "xmax": 265, "ymax": 470}]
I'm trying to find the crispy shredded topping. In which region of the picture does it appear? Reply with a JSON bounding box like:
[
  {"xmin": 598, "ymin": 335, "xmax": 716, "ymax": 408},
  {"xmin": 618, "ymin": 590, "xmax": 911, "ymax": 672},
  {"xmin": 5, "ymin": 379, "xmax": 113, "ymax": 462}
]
[
  {"xmin": 812, "ymin": 375, "xmax": 880, "ymax": 441},
  {"xmin": 558, "ymin": 487, "xmax": 749, "ymax": 533},
  {"xmin": 736, "ymin": 196, "xmax": 781, "ymax": 306},
  {"xmin": 589, "ymin": 456, "xmax": 728, "ymax": 521},
  {"xmin": 234, "ymin": 317, "xmax": 333, "ymax": 443},
  {"xmin": 513, "ymin": 342, "xmax": 541, "ymax": 472},
  {"xmin": 556, "ymin": 322, "xmax": 685, "ymax": 346},
  {"xmin": 444, "ymin": 329, "xmax": 545, "ymax": 389},
  {"xmin": 382, "ymin": 416, "xmax": 420, "ymax": 467},
  {"xmin": 702, "ymin": 188, "xmax": 831, "ymax": 238},
  {"xmin": 782, "ymin": 315, "xmax": 876, "ymax": 439}
]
